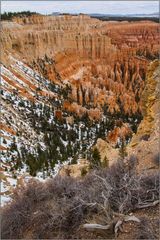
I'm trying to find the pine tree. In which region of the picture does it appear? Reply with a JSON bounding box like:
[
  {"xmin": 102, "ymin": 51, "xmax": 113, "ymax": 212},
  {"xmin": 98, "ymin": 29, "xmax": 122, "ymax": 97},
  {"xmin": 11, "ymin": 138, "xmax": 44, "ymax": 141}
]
[
  {"xmin": 90, "ymin": 147, "xmax": 101, "ymax": 168},
  {"xmin": 3, "ymin": 138, "xmax": 7, "ymax": 144},
  {"xmin": 10, "ymin": 137, "xmax": 17, "ymax": 152},
  {"xmin": 102, "ymin": 156, "xmax": 109, "ymax": 168},
  {"xmin": 119, "ymin": 139, "xmax": 127, "ymax": 159},
  {"xmin": 81, "ymin": 167, "xmax": 88, "ymax": 176}
]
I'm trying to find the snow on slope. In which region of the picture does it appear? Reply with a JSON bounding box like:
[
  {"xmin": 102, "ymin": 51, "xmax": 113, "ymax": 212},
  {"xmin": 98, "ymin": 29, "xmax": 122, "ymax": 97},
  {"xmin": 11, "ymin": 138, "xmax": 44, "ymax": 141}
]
[
  {"xmin": 1, "ymin": 56, "xmax": 58, "ymax": 204},
  {"xmin": 0, "ymin": 55, "xmax": 101, "ymax": 205}
]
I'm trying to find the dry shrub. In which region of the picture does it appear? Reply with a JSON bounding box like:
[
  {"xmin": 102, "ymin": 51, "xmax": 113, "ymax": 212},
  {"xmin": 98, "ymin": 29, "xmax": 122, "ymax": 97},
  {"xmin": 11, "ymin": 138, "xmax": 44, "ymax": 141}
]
[
  {"xmin": 134, "ymin": 217, "xmax": 157, "ymax": 239},
  {"xmin": 1, "ymin": 156, "xmax": 159, "ymax": 239}
]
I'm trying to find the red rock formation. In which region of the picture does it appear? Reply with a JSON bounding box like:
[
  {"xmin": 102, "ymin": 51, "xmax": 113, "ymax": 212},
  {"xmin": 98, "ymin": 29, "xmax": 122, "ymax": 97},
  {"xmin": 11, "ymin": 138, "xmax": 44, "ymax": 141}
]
[
  {"xmin": 1, "ymin": 15, "xmax": 159, "ymax": 204},
  {"xmin": 107, "ymin": 123, "xmax": 132, "ymax": 145},
  {"xmin": 1, "ymin": 15, "xmax": 159, "ymax": 121},
  {"xmin": 54, "ymin": 110, "xmax": 63, "ymax": 121}
]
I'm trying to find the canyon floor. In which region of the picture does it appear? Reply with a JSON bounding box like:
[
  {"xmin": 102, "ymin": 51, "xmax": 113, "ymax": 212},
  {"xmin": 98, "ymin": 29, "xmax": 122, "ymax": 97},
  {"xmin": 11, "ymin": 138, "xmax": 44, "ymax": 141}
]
[{"xmin": 0, "ymin": 14, "xmax": 160, "ymax": 239}]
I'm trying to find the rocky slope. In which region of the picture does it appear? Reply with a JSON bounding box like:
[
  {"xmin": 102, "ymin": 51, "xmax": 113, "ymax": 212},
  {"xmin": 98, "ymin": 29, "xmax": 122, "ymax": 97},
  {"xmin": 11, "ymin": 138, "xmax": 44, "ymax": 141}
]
[
  {"xmin": 0, "ymin": 14, "xmax": 159, "ymax": 203},
  {"xmin": 58, "ymin": 60, "xmax": 160, "ymax": 177},
  {"xmin": 127, "ymin": 60, "xmax": 160, "ymax": 172}
]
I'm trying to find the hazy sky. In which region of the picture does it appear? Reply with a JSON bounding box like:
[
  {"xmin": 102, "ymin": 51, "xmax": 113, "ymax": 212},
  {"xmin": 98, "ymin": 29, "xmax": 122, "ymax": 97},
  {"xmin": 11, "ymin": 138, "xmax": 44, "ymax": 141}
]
[{"xmin": 1, "ymin": 1, "xmax": 159, "ymax": 15}]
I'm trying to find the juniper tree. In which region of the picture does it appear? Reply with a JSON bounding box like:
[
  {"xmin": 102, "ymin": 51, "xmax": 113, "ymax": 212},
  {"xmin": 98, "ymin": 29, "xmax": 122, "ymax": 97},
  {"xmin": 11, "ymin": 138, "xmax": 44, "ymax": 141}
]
[{"xmin": 90, "ymin": 147, "xmax": 101, "ymax": 168}]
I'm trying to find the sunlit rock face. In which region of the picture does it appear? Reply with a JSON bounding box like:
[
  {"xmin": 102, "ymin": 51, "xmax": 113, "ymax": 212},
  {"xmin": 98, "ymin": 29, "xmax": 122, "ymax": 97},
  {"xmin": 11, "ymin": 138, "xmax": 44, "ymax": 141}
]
[
  {"xmin": 128, "ymin": 60, "xmax": 160, "ymax": 172},
  {"xmin": 0, "ymin": 14, "xmax": 159, "ymax": 198},
  {"xmin": 4, "ymin": 15, "xmax": 158, "ymax": 119}
]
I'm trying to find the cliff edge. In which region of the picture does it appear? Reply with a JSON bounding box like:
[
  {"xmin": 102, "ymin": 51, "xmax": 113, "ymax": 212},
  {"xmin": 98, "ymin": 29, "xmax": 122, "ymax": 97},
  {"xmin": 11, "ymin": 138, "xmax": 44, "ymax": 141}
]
[{"xmin": 128, "ymin": 60, "xmax": 160, "ymax": 172}]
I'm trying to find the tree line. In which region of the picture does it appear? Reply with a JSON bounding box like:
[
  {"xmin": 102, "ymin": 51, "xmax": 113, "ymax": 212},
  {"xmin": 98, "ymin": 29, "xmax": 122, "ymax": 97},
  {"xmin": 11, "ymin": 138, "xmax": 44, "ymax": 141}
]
[{"xmin": 1, "ymin": 11, "xmax": 39, "ymax": 20}]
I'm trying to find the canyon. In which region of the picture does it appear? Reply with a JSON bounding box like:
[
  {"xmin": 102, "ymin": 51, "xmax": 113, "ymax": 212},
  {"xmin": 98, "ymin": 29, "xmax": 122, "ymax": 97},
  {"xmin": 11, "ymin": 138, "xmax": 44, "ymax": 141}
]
[{"xmin": 0, "ymin": 14, "xmax": 159, "ymax": 203}]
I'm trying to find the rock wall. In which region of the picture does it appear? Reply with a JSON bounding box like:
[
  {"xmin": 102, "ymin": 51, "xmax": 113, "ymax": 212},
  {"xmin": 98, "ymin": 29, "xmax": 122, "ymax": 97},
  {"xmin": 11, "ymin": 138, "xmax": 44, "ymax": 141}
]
[
  {"xmin": 1, "ymin": 15, "xmax": 159, "ymax": 64},
  {"xmin": 128, "ymin": 60, "xmax": 160, "ymax": 172},
  {"xmin": 1, "ymin": 14, "xmax": 114, "ymax": 63}
]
